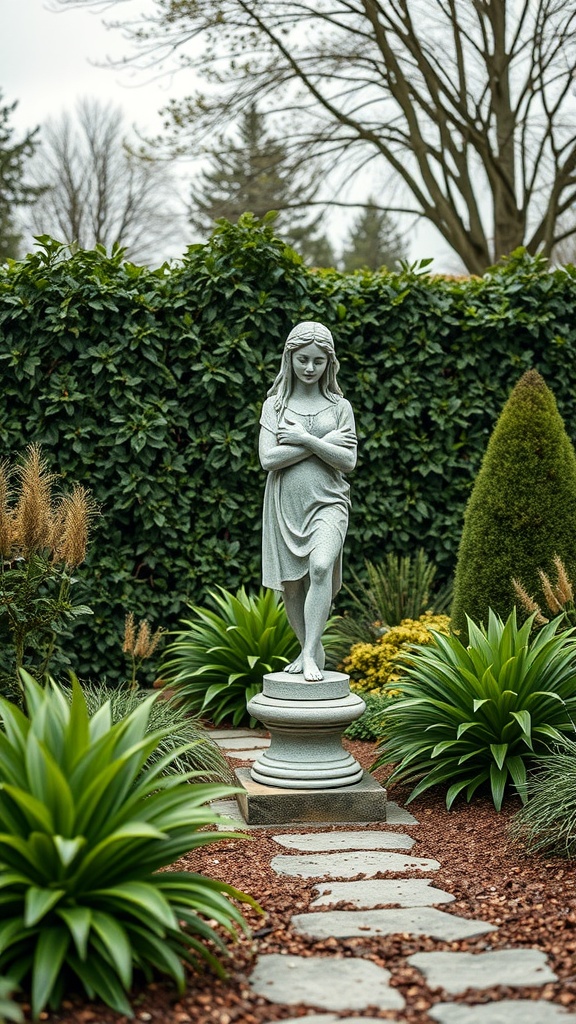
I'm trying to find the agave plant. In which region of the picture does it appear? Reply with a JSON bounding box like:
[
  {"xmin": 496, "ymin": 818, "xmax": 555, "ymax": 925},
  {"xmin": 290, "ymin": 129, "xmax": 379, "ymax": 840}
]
[
  {"xmin": 0, "ymin": 671, "xmax": 258, "ymax": 1018},
  {"xmin": 372, "ymin": 608, "xmax": 576, "ymax": 810},
  {"xmin": 160, "ymin": 586, "xmax": 300, "ymax": 726}
]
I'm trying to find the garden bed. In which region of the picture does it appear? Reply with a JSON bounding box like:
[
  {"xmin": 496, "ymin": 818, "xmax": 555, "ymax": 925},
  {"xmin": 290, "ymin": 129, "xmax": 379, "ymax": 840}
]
[{"xmin": 38, "ymin": 737, "xmax": 576, "ymax": 1024}]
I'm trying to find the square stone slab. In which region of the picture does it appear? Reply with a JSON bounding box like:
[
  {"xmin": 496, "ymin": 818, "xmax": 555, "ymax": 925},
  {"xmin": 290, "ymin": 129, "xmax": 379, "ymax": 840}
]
[
  {"xmin": 408, "ymin": 949, "xmax": 557, "ymax": 993},
  {"xmin": 291, "ymin": 907, "xmax": 496, "ymax": 942},
  {"xmin": 271, "ymin": 850, "xmax": 440, "ymax": 878},
  {"xmin": 235, "ymin": 767, "xmax": 387, "ymax": 825},
  {"xmin": 282, "ymin": 1018, "xmax": 386, "ymax": 1024},
  {"xmin": 311, "ymin": 878, "xmax": 455, "ymax": 908},
  {"xmin": 215, "ymin": 736, "xmax": 271, "ymax": 750},
  {"xmin": 249, "ymin": 954, "xmax": 405, "ymax": 1011},
  {"xmin": 209, "ymin": 798, "xmax": 416, "ymax": 831},
  {"xmin": 272, "ymin": 830, "xmax": 415, "ymax": 851},
  {"xmin": 429, "ymin": 1000, "xmax": 572, "ymax": 1023}
]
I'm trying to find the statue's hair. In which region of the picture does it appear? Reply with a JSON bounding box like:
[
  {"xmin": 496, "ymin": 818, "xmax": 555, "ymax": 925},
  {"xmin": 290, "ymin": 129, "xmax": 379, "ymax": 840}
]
[{"xmin": 268, "ymin": 321, "xmax": 343, "ymax": 414}]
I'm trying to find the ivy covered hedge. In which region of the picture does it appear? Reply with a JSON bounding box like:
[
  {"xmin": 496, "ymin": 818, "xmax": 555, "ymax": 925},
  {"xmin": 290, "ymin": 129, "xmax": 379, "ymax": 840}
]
[{"xmin": 1, "ymin": 222, "xmax": 576, "ymax": 682}]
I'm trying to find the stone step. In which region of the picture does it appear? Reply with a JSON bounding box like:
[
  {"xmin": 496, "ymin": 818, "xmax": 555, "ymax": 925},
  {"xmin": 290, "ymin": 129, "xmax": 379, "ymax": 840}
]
[
  {"xmin": 248, "ymin": 954, "xmax": 405, "ymax": 1012},
  {"xmin": 408, "ymin": 948, "xmax": 557, "ymax": 993},
  {"xmin": 429, "ymin": 1000, "xmax": 573, "ymax": 1023},
  {"xmin": 311, "ymin": 877, "xmax": 455, "ymax": 908},
  {"xmin": 271, "ymin": 850, "xmax": 440, "ymax": 878},
  {"xmin": 214, "ymin": 736, "xmax": 271, "ymax": 750},
  {"xmin": 272, "ymin": 829, "xmax": 415, "ymax": 851},
  {"xmin": 291, "ymin": 907, "xmax": 496, "ymax": 942}
]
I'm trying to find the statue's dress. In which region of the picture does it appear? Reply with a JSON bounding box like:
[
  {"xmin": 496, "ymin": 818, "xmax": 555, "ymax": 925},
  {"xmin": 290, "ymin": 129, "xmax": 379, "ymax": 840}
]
[{"xmin": 260, "ymin": 396, "xmax": 357, "ymax": 597}]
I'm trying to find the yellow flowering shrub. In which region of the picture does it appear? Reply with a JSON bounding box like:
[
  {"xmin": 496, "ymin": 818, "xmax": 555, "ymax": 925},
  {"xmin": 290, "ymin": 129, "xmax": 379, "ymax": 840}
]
[{"xmin": 340, "ymin": 613, "xmax": 451, "ymax": 695}]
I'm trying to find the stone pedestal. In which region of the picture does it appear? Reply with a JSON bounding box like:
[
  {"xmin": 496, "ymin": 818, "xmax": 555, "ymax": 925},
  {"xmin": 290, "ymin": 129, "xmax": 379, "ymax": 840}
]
[{"xmin": 236, "ymin": 670, "xmax": 387, "ymax": 825}]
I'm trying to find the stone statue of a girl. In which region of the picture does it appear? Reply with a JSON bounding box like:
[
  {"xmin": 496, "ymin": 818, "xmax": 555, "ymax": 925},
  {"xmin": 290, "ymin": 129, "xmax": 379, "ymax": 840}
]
[{"xmin": 259, "ymin": 321, "xmax": 357, "ymax": 681}]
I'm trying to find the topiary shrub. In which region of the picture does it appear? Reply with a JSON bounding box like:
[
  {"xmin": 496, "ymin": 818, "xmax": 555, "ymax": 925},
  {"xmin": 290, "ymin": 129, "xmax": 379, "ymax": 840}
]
[{"xmin": 450, "ymin": 369, "xmax": 576, "ymax": 636}]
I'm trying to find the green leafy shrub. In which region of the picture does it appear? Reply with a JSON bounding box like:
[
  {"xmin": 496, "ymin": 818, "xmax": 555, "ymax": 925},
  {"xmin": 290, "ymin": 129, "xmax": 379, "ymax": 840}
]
[
  {"xmin": 372, "ymin": 609, "xmax": 576, "ymax": 810},
  {"xmin": 344, "ymin": 691, "xmax": 397, "ymax": 742},
  {"xmin": 160, "ymin": 586, "xmax": 300, "ymax": 725},
  {"xmin": 77, "ymin": 681, "xmax": 233, "ymax": 783},
  {"xmin": 451, "ymin": 369, "xmax": 576, "ymax": 637},
  {"xmin": 0, "ymin": 671, "xmax": 258, "ymax": 1018},
  {"xmin": 509, "ymin": 735, "xmax": 576, "ymax": 858},
  {"xmin": 341, "ymin": 613, "xmax": 451, "ymax": 693},
  {"xmin": 4, "ymin": 238, "xmax": 576, "ymax": 679}
]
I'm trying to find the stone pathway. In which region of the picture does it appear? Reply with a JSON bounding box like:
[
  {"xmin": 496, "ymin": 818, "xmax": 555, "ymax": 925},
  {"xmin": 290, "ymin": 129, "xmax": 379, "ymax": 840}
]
[{"xmin": 210, "ymin": 729, "xmax": 571, "ymax": 1022}]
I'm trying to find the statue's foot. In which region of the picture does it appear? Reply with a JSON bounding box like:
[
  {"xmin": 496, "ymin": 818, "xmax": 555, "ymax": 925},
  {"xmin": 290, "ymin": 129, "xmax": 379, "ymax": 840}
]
[
  {"xmin": 303, "ymin": 655, "xmax": 324, "ymax": 681},
  {"xmin": 285, "ymin": 655, "xmax": 303, "ymax": 674}
]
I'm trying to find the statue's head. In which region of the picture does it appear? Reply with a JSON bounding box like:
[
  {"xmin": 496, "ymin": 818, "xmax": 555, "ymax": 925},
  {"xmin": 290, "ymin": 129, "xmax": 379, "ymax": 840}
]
[{"xmin": 269, "ymin": 321, "xmax": 342, "ymax": 409}]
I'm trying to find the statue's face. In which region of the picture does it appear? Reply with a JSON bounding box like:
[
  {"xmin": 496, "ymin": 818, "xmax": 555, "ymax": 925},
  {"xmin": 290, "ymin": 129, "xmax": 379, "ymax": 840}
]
[{"xmin": 291, "ymin": 342, "xmax": 328, "ymax": 386}]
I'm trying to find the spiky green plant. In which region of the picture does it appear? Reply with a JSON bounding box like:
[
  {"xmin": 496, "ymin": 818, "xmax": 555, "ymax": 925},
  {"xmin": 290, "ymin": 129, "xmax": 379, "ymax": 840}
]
[
  {"xmin": 159, "ymin": 586, "xmax": 300, "ymax": 726},
  {"xmin": 509, "ymin": 735, "xmax": 576, "ymax": 858},
  {"xmin": 0, "ymin": 671, "xmax": 258, "ymax": 1019},
  {"xmin": 77, "ymin": 681, "xmax": 233, "ymax": 783},
  {"xmin": 372, "ymin": 608, "xmax": 576, "ymax": 810},
  {"xmin": 451, "ymin": 369, "xmax": 576, "ymax": 637},
  {"xmin": 328, "ymin": 550, "xmax": 452, "ymax": 664}
]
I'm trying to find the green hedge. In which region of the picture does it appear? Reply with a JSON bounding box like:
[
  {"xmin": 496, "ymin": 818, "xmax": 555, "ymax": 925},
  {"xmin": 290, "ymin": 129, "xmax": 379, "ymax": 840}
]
[{"xmin": 1, "ymin": 223, "xmax": 576, "ymax": 682}]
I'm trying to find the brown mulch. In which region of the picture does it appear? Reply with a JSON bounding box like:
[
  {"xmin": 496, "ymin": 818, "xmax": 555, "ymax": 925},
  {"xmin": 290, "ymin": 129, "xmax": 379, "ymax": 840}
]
[{"xmin": 41, "ymin": 739, "xmax": 576, "ymax": 1024}]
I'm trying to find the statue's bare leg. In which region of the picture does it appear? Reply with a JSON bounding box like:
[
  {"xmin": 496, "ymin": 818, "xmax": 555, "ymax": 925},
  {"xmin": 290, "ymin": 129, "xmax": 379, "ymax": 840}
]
[
  {"xmin": 282, "ymin": 578, "xmax": 307, "ymax": 673},
  {"xmin": 302, "ymin": 527, "xmax": 342, "ymax": 681}
]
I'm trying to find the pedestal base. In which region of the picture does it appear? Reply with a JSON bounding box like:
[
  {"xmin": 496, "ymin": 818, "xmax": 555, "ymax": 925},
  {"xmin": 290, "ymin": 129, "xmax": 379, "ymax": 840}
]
[
  {"xmin": 234, "ymin": 767, "xmax": 388, "ymax": 825},
  {"xmin": 247, "ymin": 670, "xmax": 366, "ymax": 790}
]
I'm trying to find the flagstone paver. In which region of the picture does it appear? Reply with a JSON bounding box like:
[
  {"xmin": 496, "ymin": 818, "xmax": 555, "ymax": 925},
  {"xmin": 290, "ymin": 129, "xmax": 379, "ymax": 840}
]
[
  {"xmin": 248, "ymin": 954, "xmax": 405, "ymax": 1011},
  {"xmin": 291, "ymin": 906, "xmax": 497, "ymax": 942},
  {"xmin": 271, "ymin": 850, "xmax": 440, "ymax": 877},
  {"xmin": 272, "ymin": 829, "xmax": 415, "ymax": 851},
  {"xmin": 214, "ymin": 736, "xmax": 271, "ymax": 750},
  {"xmin": 428, "ymin": 1000, "xmax": 573, "ymax": 1023},
  {"xmin": 408, "ymin": 948, "xmax": 557, "ymax": 993},
  {"xmin": 281, "ymin": 1017, "xmax": 386, "ymax": 1024},
  {"xmin": 310, "ymin": 877, "xmax": 455, "ymax": 908}
]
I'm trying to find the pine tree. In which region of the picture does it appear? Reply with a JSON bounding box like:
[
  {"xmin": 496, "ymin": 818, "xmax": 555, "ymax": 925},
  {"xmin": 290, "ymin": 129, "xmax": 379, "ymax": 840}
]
[
  {"xmin": 341, "ymin": 198, "xmax": 407, "ymax": 271},
  {"xmin": 0, "ymin": 95, "xmax": 41, "ymax": 260},
  {"xmin": 451, "ymin": 370, "xmax": 576, "ymax": 635},
  {"xmin": 189, "ymin": 106, "xmax": 336, "ymax": 266}
]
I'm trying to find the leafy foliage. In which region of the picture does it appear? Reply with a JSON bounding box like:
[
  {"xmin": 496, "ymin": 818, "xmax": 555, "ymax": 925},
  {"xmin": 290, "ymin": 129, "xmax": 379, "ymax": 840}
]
[
  {"xmin": 343, "ymin": 691, "xmax": 399, "ymax": 742},
  {"xmin": 451, "ymin": 369, "xmax": 576, "ymax": 637},
  {"xmin": 160, "ymin": 586, "xmax": 300, "ymax": 726},
  {"xmin": 509, "ymin": 736, "xmax": 576, "ymax": 858},
  {"xmin": 76, "ymin": 681, "xmax": 232, "ymax": 783},
  {"xmin": 340, "ymin": 549, "xmax": 452, "ymax": 644},
  {"xmin": 3, "ymin": 233, "xmax": 576, "ymax": 680},
  {"xmin": 0, "ymin": 978, "xmax": 22, "ymax": 1024},
  {"xmin": 372, "ymin": 609, "xmax": 576, "ymax": 811},
  {"xmin": 0, "ymin": 671, "xmax": 258, "ymax": 1018},
  {"xmin": 341, "ymin": 613, "xmax": 451, "ymax": 694}
]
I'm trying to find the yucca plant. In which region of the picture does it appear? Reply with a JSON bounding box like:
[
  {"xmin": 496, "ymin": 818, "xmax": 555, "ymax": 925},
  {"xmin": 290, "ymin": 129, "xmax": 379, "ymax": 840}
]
[
  {"xmin": 372, "ymin": 608, "xmax": 576, "ymax": 811},
  {"xmin": 159, "ymin": 586, "xmax": 300, "ymax": 726},
  {"xmin": 0, "ymin": 671, "xmax": 258, "ymax": 1019}
]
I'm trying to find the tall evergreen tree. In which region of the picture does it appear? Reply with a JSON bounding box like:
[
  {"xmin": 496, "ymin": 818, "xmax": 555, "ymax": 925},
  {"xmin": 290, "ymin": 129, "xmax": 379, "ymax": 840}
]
[
  {"xmin": 451, "ymin": 370, "xmax": 576, "ymax": 636},
  {"xmin": 0, "ymin": 95, "xmax": 41, "ymax": 260},
  {"xmin": 342, "ymin": 198, "xmax": 407, "ymax": 271},
  {"xmin": 189, "ymin": 106, "xmax": 336, "ymax": 266}
]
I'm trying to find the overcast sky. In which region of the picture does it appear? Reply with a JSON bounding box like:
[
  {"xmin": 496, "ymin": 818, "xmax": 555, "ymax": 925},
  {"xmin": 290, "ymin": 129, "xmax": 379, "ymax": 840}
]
[{"xmin": 3, "ymin": 0, "xmax": 452, "ymax": 268}]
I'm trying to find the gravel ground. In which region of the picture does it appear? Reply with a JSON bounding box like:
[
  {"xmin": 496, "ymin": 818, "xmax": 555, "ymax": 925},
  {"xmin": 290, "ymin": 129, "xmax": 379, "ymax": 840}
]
[{"xmin": 39, "ymin": 739, "xmax": 576, "ymax": 1024}]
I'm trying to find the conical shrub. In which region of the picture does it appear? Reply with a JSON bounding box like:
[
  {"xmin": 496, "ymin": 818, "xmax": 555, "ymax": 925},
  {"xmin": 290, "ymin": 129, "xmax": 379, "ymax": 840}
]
[{"xmin": 451, "ymin": 369, "xmax": 576, "ymax": 635}]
